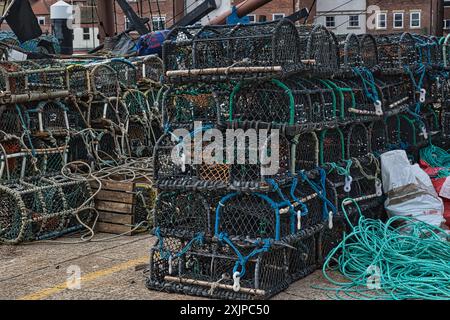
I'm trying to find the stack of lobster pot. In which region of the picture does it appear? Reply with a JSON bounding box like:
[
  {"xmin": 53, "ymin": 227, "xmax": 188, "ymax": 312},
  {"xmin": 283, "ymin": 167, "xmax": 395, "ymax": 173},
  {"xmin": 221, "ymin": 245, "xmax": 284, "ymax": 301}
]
[
  {"xmin": 0, "ymin": 55, "xmax": 165, "ymax": 243},
  {"xmin": 147, "ymin": 18, "xmax": 450, "ymax": 298}
]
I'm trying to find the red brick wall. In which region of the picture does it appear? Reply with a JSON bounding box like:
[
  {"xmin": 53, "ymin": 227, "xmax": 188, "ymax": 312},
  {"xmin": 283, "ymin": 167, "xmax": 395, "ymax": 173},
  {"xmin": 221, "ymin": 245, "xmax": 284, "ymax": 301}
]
[{"xmin": 366, "ymin": 0, "xmax": 441, "ymax": 35}]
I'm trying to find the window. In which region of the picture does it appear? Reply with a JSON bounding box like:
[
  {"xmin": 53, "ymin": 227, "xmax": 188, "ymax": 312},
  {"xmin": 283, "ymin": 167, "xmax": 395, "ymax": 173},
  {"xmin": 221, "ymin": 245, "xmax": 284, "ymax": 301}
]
[
  {"xmin": 349, "ymin": 15, "xmax": 359, "ymax": 27},
  {"xmin": 125, "ymin": 16, "xmax": 131, "ymax": 30},
  {"xmin": 410, "ymin": 11, "xmax": 421, "ymax": 28},
  {"xmin": 247, "ymin": 14, "xmax": 256, "ymax": 23},
  {"xmin": 37, "ymin": 16, "xmax": 45, "ymax": 26},
  {"xmin": 444, "ymin": 19, "xmax": 450, "ymax": 29},
  {"xmin": 82, "ymin": 27, "xmax": 90, "ymax": 40},
  {"xmin": 377, "ymin": 12, "xmax": 387, "ymax": 29},
  {"xmin": 152, "ymin": 16, "xmax": 166, "ymax": 31},
  {"xmin": 272, "ymin": 13, "xmax": 285, "ymax": 21},
  {"xmin": 393, "ymin": 12, "xmax": 404, "ymax": 29},
  {"xmin": 326, "ymin": 16, "xmax": 336, "ymax": 28}
]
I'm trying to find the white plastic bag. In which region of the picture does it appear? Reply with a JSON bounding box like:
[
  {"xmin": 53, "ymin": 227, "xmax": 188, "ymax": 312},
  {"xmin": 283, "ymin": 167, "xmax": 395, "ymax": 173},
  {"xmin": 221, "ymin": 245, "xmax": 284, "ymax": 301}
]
[{"xmin": 381, "ymin": 150, "xmax": 445, "ymax": 227}]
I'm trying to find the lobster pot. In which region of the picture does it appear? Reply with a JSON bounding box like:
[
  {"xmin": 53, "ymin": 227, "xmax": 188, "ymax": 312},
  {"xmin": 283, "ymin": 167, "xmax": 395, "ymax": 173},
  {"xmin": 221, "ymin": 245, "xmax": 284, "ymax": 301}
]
[
  {"xmin": 229, "ymin": 78, "xmax": 336, "ymax": 129},
  {"xmin": 26, "ymin": 101, "xmax": 69, "ymax": 135},
  {"xmin": 320, "ymin": 216, "xmax": 347, "ymax": 262},
  {"xmin": 337, "ymin": 33, "xmax": 361, "ymax": 70},
  {"xmin": 319, "ymin": 128, "xmax": 345, "ymax": 165},
  {"xmin": 162, "ymin": 85, "xmax": 220, "ymax": 128},
  {"xmin": 359, "ymin": 34, "xmax": 379, "ymax": 69},
  {"xmin": 66, "ymin": 64, "xmax": 90, "ymax": 97},
  {"xmin": 0, "ymin": 105, "xmax": 23, "ymax": 136},
  {"xmin": 368, "ymin": 120, "xmax": 388, "ymax": 154},
  {"xmin": 214, "ymin": 190, "xmax": 296, "ymax": 241},
  {"xmin": 27, "ymin": 59, "xmax": 68, "ymax": 92},
  {"xmin": 0, "ymin": 136, "xmax": 25, "ymax": 181},
  {"xmin": 153, "ymin": 190, "xmax": 219, "ymax": 239},
  {"xmin": 375, "ymin": 33, "xmax": 417, "ymax": 72},
  {"xmin": 163, "ymin": 20, "xmax": 301, "ymax": 81},
  {"xmin": 287, "ymin": 225, "xmax": 322, "ymax": 281},
  {"xmin": 107, "ymin": 58, "xmax": 137, "ymax": 88},
  {"xmin": 345, "ymin": 123, "xmax": 370, "ymax": 159},
  {"xmin": 297, "ymin": 24, "xmax": 339, "ymax": 74},
  {"xmin": 294, "ymin": 132, "xmax": 319, "ymax": 171},
  {"xmin": 0, "ymin": 175, "xmax": 94, "ymax": 244},
  {"xmin": 134, "ymin": 54, "xmax": 164, "ymax": 84},
  {"xmin": 376, "ymin": 75, "xmax": 411, "ymax": 109},
  {"xmin": 88, "ymin": 64, "xmax": 119, "ymax": 99},
  {"xmin": 147, "ymin": 236, "xmax": 291, "ymax": 300}
]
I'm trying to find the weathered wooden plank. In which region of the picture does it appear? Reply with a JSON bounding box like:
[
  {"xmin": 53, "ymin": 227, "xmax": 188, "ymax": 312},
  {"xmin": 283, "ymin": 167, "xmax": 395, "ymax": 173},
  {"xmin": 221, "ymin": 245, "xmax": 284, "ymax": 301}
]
[
  {"xmin": 96, "ymin": 190, "xmax": 135, "ymax": 204},
  {"xmin": 96, "ymin": 222, "xmax": 134, "ymax": 235},
  {"xmin": 95, "ymin": 200, "xmax": 133, "ymax": 214},
  {"xmin": 90, "ymin": 180, "xmax": 134, "ymax": 192},
  {"xmin": 98, "ymin": 211, "xmax": 134, "ymax": 224}
]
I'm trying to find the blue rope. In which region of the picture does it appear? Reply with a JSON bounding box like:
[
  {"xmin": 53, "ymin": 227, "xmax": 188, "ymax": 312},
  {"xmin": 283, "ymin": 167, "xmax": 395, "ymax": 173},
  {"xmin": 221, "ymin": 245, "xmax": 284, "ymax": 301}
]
[
  {"xmin": 352, "ymin": 67, "xmax": 380, "ymax": 104},
  {"xmin": 217, "ymin": 232, "xmax": 271, "ymax": 278},
  {"xmin": 154, "ymin": 227, "xmax": 204, "ymax": 260},
  {"xmin": 299, "ymin": 169, "xmax": 337, "ymax": 220},
  {"xmin": 289, "ymin": 176, "xmax": 309, "ymax": 225}
]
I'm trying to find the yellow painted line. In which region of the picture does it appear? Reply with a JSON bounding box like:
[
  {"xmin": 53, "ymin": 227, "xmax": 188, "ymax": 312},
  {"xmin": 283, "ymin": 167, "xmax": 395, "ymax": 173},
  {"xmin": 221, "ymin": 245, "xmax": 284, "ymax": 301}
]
[{"xmin": 18, "ymin": 255, "xmax": 148, "ymax": 300}]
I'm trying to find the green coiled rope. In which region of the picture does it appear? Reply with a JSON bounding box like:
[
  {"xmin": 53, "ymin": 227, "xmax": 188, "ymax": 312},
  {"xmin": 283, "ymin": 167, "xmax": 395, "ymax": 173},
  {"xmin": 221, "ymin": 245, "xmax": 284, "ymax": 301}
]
[
  {"xmin": 320, "ymin": 198, "xmax": 450, "ymax": 300},
  {"xmin": 420, "ymin": 144, "xmax": 450, "ymax": 178}
]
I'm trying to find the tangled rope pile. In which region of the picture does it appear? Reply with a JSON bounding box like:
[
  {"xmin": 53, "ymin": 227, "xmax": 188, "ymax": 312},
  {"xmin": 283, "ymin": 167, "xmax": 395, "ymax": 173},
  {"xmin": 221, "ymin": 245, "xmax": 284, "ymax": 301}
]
[
  {"xmin": 420, "ymin": 144, "xmax": 450, "ymax": 178},
  {"xmin": 321, "ymin": 198, "xmax": 450, "ymax": 300}
]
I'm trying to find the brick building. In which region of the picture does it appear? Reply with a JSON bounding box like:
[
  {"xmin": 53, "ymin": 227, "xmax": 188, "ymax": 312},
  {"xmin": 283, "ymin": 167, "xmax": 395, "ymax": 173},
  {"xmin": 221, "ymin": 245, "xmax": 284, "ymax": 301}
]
[{"xmin": 366, "ymin": 0, "xmax": 443, "ymax": 35}]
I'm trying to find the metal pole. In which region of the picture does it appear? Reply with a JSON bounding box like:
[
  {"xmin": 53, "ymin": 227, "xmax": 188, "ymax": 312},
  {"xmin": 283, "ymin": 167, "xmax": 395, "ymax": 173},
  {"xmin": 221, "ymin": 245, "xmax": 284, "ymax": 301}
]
[{"xmin": 97, "ymin": 0, "xmax": 115, "ymax": 41}]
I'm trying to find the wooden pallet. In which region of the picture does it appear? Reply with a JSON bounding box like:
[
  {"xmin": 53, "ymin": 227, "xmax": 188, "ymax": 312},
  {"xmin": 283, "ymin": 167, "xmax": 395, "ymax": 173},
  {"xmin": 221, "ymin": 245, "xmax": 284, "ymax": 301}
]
[{"xmin": 91, "ymin": 179, "xmax": 155, "ymax": 235}]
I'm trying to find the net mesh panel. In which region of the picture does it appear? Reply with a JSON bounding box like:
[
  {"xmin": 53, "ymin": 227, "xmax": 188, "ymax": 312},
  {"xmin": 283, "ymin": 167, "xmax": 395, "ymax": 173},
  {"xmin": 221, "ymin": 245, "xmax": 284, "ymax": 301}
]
[
  {"xmin": 96, "ymin": 131, "xmax": 121, "ymax": 163},
  {"xmin": 0, "ymin": 137, "xmax": 24, "ymax": 181},
  {"xmin": 128, "ymin": 122, "xmax": 152, "ymax": 157},
  {"xmin": 26, "ymin": 101, "xmax": 69, "ymax": 134},
  {"xmin": 143, "ymin": 55, "xmax": 164, "ymax": 83},
  {"xmin": 154, "ymin": 190, "xmax": 214, "ymax": 238},
  {"xmin": 66, "ymin": 64, "xmax": 90, "ymax": 97},
  {"xmin": 162, "ymin": 85, "xmax": 219, "ymax": 128},
  {"xmin": 298, "ymin": 24, "xmax": 339, "ymax": 73},
  {"xmin": 107, "ymin": 59, "xmax": 137, "ymax": 89},
  {"xmin": 134, "ymin": 184, "xmax": 156, "ymax": 226},
  {"xmin": 0, "ymin": 61, "xmax": 26, "ymax": 94},
  {"xmin": 31, "ymin": 59, "xmax": 67, "ymax": 92},
  {"xmin": 295, "ymin": 132, "xmax": 319, "ymax": 171},
  {"xmin": 398, "ymin": 114, "xmax": 417, "ymax": 147},
  {"xmin": 320, "ymin": 128, "xmax": 345, "ymax": 165},
  {"xmin": 345, "ymin": 123, "xmax": 369, "ymax": 158},
  {"xmin": 359, "ymin": 34, "xmax": 378, "ymax": 69},
  {"xmin": 122, "ymin": 89, "xmax": 149, "ymax": 118},
  {"xmin": 386, "ymin": 114, "xmax": 401, "ymax": 147},
  {"xmin": 216, "ymin": 190, "xmax": 292, "ymax": 240},
  {"xmin": 369, "ymin": 120, "xmax": 388, "ymax": 154},
  {"xmin": 89, "ymin": 64, "xmax": 119, "ymax": 98},
  {"xmin": 420, "ymin": 104, "xmax": 440, "ymax": 133},
  {"xmin": 68, "ymin": 133, "xmax": 91, "ymax": 163},
  {"xmin": 375, "ymin": 33, "xmax": 417, "ymax": 71},
  {"xmin": 288, "ymin": 229, "xmax": 319, "ymax": 281},
  {"xmin": 0, "ymin": 105, "xmax": 23, "ymax": 136},
  {"xmin": 376, "ymin": 75, "xmax": 411, "ymax": 108},
  {"xmin": 323, "ymin": 79, "xmax": 354, "ymax": 120}
]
